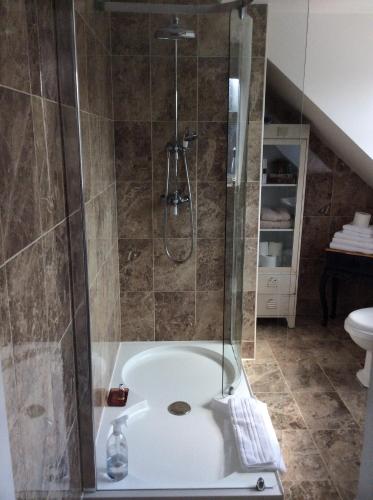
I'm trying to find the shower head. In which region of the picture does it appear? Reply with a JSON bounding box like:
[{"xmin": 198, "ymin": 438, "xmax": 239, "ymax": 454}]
[{"xmin": 154, "ymin": 16, "xmax": 196, "ymax": 40}]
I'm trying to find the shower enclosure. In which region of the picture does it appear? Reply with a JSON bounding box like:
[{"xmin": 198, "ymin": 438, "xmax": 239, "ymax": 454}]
[{"xmin": 72, "ymin": 0, "xmax": 282, "ymax": 496}]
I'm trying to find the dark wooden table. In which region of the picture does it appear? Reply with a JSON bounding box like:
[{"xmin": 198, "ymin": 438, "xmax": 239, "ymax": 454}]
[{"xmin": 319, "ymin": 248, "xmax": 373, "ymax": 326}]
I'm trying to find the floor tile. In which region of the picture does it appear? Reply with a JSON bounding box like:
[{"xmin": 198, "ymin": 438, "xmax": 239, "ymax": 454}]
[
  {"xmin": 338, "ymin": 390, "xmax": 367, "ymax": 428},
  {"xmin": 312, "ymin": 340, "xmax": 361, "ymax": 368},
  {"xmin": 282, "ymin": 480, "xmax": 341, "ymax": 500},
  {"xmin": 254, "ymin": 338, "xmax": 276, "ymax": 363},
  {"xmin": 282, "ymin": 451, "xmax": 329, "ymax": 483},
  {"xmin": 256, "ymin": 393, "xmax": 306, "ymax": 430},
  {"xmin": 244, "ymin": 361, "xmax": 288, "ymax": 393},
  {"xmin": 322, "ymin": 365, "xmax": 367, "ymax": 393},
  {"xmin": 293, "ymin": 391, "xmax": 355, "ymax": 430},
  {"xmin": 280, "ymin": 359, "xmax": 334, "ymax": 393}
]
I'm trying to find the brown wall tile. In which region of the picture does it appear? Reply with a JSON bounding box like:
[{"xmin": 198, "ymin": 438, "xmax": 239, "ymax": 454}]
[
  {"xmin": 32, "ymin": 97, "xmax": 67, "ymax": 232},
  {"xmin": 154, "ymin": 238, "xmax": 195, "ymax": 291},
  {"xmin": 117, "ymin": 182, "xmax": 153, "ymax": 238},
  {"xmin": 43, "ymin": 222, "xmax": 72, "ymax": 344},
  {"xmin": 111, "ymin": 13, "xmax": 150, "ymax": 56},
  {"xmin": 112, "ymin": 56, "xmax": 151, "ymax": 120},
  {"xmin": 245, "ymin": 182, "xmax": 260, "ymax": 239},
  {"xmin": 197, "ymin": 239, "xmax": 225, "ymax": 291},
  {"xmin": 198, "ymin": 13, "xmax": 230, "ymax": 57},
  {"xmin": 115, "ymin": 121, "xmax": 152, "ymax": 182},
  {"xmin": 0, "ymin": 87, "xmax": 41, "ymax": 260},
  {"xmin": 196, "ymin": 291, "xmax": 224, "ymax": 340},
  {"xmin": 198, "ymin": 57, "xmax": 229, "ymax": 121},
  {"xmin": 154, "ymin": 291, "xmax": 195, "ymax": 340},
  {"xmin": 197, "ymin": 182, "xmax": 226, "ymax": 238},
  {"xmin": 0, "ymin": 0, "xmax": 30, "ymax": 92},
  {"xmin": 151, "ymin": 56, "xmax": 197, "ymax": 121},
  {"xmin": 248, "ymin": 57, "xmax": 265, "ymax": 122},
  {"xmin": 121, "ymin": 292, "xmax": 154, "ymax": 341},
  {"xmin": 198, "ymin": 122, "xmax": 228, "ymax": 181},
  {"xmin": 119, "ymin": 239, "xmax": 153, "ymax": 291}
]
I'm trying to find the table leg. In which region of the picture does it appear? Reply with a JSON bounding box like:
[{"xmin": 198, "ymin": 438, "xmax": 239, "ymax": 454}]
[
  {"xmin": 319, "ymin": 269, "xmax": 329, "ymax": 326},
  {"xmin": 331, "ymin": 276, "xmax": 339, "ymax": 319}
]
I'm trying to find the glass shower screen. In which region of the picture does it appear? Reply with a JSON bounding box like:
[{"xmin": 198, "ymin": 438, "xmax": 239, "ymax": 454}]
[{"xmin": 224, "ymin": 8, "xmax": 253, "ymax": 390}]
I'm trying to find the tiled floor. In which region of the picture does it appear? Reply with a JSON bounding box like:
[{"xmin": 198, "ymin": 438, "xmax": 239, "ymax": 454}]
[{"xmin": 244, "ymin": 317, "xmax": 368, "ymax": 500}]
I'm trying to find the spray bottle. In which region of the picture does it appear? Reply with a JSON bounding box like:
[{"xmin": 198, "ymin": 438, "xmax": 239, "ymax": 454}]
[{"xmin": 106, "ymin": 415, "xmax": 128, "ymax": 481}]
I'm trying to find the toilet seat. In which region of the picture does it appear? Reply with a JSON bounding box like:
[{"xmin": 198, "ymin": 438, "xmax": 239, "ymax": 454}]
[{"xmin": 345, "ymin": 307, "xmax": 373, "ymax": 337}]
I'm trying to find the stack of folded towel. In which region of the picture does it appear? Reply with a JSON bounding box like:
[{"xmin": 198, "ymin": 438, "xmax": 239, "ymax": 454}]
[
  {"xmin": 330, "ymin": 217, "xmax": 373, "ymax": 255},
  {"xmin": 261, "ymin": 207, "xmax": 292, "ymax": 229},
  {"xmin": 228, "ymin": 396, "xmax": 286, "ymax": 473}
]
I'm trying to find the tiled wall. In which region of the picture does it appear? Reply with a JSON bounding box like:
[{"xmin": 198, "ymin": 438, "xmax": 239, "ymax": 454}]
[
  {"xmin": 298, "ymin": 134, "xmax": 373, "ymax": 317},
  {"xmin": 266, "ymin": 90, "xmax": 373, "ymax": 318},
  {"xmin": 75, "ymin": 1, "xmax": 122, "ymax": 433},
  {"xmin": 111, "ymin": 10, "xmax": 231, "ymax": 341},
  {"xmin": 241, "ymin": 5, "xmax": 267, "ymax": 359},
  {"xmin": 0, "ymin": 0, "xmax": 81, "ymax": 497}
]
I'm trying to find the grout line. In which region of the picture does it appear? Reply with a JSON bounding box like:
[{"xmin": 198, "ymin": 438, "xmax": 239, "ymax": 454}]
[
  {"xmin": 0, "ymin": 214, "xmax": 76, "ymax": 272},
  {"xmin": 148, "ymin": 13, "xmax": 156, "ymax": 343}
]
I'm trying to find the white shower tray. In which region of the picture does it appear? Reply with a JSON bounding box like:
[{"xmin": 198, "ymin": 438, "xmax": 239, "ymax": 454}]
[{"xmin": 92, "ymin": 341, "xmax": 283, "ymax": 498}]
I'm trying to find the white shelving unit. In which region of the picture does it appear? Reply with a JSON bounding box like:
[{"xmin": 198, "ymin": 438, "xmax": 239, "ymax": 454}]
[{"xmin": 257, "ymin": 124, "xmax": 310, "ymax": 328}]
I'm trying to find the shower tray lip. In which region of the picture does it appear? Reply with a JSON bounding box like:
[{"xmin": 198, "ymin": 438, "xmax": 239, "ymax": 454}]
[
  {"xmin": 120, "ymin": 342, "xmax": 237, "ymax": 391},
  {"xmin": 94, "ymin": 341, "xmax": 283, "ymax": 497}
]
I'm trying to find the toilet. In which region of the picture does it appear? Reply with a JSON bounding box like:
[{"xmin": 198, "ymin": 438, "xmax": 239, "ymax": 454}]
[{"xmin": 344, "ymin": 307, "xmax": 373, "ymax": 388}]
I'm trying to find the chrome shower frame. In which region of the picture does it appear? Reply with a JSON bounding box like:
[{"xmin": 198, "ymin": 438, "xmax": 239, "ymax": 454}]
[{"xmin": 97, "ymin": 0, "xmax": 253, "ymax": 16}]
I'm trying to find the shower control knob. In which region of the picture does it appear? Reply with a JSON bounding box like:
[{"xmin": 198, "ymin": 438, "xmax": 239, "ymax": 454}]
[{"xmin": 182, "ymin": 128, "xmax": 198, "ymax": 149}]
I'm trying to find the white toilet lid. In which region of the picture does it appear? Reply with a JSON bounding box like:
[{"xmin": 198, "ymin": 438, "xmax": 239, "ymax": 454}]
[{"xmin": 346, "ymin": 307, "xmax": 373, "ymax": 333}]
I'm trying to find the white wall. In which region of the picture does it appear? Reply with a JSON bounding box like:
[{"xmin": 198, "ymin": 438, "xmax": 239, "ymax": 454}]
[
  {"xmin": 305, "ymin": 8, "xmax": 373, "ymax": 159},
  {"xmin": 256, "ymin": 0, "xmax": 373, "ymax": 184}
]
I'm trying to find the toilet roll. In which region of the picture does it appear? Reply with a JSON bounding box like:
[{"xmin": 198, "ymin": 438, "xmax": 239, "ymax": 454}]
[
  {"xmin": 259, "ymin": 241, "xmax": 269, "ymax": 255},
  {"xmin": 353, "ymin": 212, "xmax": 371, "ymax": 228},
  {"xmin": 269, "ymin": 241, "xmax": 283, "ymax": 257},
  {"xmin": 259, "ymin": 255, "xmax": 277, "ymax": 267}
]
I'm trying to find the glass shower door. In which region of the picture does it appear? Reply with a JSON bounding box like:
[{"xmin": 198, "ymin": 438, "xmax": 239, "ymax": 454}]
[{"xmin": 224, "ymin": 8, "xmax": 253, "ymax": 390}]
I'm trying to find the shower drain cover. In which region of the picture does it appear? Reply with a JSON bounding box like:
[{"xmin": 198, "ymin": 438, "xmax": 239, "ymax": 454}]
[{"xmin": 168, "ymin": 401, "xmax": 191, "ymax": 416}]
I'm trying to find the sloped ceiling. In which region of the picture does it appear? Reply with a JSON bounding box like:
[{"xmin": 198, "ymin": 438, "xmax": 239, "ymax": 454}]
[{"xmin": 260, "ymin": 0, "xmax": 373, "ymax": 187}]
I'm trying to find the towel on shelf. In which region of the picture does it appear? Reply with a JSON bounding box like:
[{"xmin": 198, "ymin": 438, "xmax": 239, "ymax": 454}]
[
  {"xmin": 330, "ymin": 241, "xmax": 373, "ymax": 255},
  {"xmin": 261, "ymin": 219, "xmax": 292, "ymax": 229},
  {"xmin": 261, "ymin": 207, "xmax": 291, "ymax": 222},
  {"xmin": 343, "ymin": 228, "xmax": 373, "ymax": 240},
  {"xmin": 334, "ymin": 230, "xmax": 373, "ymax": 243},
  {"xmin": 342, "ymin": 224, "xmax": 373, "ymax": 237},
  {"xmin": 333, "ymin": 234, "xmax": 373, "ymax": 251},
  {"xmin": 228, "ymin": 396, "xmax": 286, "ymax": 473}
]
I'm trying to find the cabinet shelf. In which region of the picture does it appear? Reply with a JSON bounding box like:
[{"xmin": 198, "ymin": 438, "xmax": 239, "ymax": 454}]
[
  {"xmin": 260, "ymin": 228, "xmax": 294, "ymax": 232},
  {"xmin": 262, "ymin": 184, "xmax": 297, "ymax": 187},
  {"xmin": 258, "ymin": 124, "xmax": 310, "ymax": 328}
]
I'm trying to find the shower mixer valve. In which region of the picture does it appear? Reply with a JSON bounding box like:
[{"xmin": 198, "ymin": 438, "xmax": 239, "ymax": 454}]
[
  {"xmin": 162, "ymin": 191, "xmax": 190, "ymax": 216},
  {"xmin": 182, "ymin": 128, "xmax": 198, "ymax": 149}
]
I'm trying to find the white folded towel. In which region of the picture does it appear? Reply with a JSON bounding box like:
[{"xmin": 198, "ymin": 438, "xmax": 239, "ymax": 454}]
[
  {"xmin": 261, "ymin": 219, "xmax": 292, "ymax": 229},
  {"xmin": 261, "ymin": 207, "xmax": 291, "ymax": 222},
  {"xmin": 330, "ymin": 241, "xmax": 373, "ymax": 255},
  {"xmin": 331, "ymin": 236, "xmax": 373, "ymax": 252},
  {"xmin": 228, "ymin": 397, "xmax": 286, "ymax": 473},
  {"xmin": 343, "ymin": 228, "xmax": 373, "ymax": 240},
  {"xmin": 342, "ymin": 224, "xmax": 373, "ymax": 236},
  {"xmin": 334, "ymin": 230, "xmax": 373, "ymax": 243}
]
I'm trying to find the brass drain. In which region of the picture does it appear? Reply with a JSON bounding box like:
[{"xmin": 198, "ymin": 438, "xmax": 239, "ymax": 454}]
[{"xmin": 168, "ymin": 401, "xmax": 191, "ymax": 416}]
